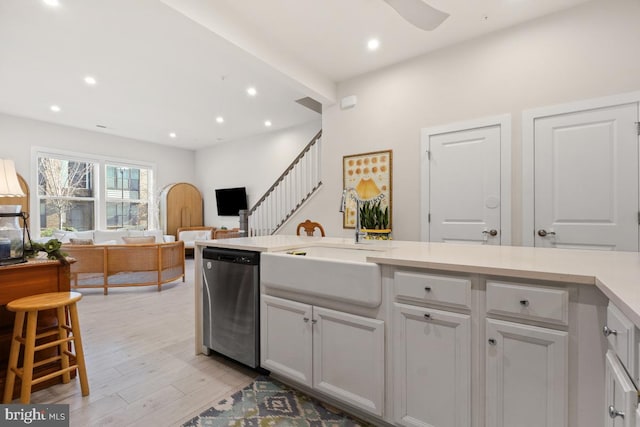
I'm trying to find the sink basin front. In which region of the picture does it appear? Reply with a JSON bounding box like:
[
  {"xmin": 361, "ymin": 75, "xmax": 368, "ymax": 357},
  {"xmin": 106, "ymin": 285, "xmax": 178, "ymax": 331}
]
[{"xmin": 261, "ymin": 246, "xmax": 383, "ymax": 307}]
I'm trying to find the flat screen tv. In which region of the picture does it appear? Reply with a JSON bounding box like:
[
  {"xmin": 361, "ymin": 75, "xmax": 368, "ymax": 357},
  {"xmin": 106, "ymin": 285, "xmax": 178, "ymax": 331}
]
[{"xmin": 215, "ymin": 187, "xmax": 248, "ymax": 216}]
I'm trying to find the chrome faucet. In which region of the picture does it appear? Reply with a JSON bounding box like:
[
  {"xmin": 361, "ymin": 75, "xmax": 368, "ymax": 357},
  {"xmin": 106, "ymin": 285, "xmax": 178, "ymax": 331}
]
[{"xmin": 339, "ymin": 187, "xmax": 365, "ymax": 243}]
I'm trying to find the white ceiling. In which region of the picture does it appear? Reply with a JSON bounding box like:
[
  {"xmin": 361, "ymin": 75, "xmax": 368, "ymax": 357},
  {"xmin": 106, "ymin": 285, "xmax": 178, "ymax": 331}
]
[{"xmin": 0, "ymin": 0, "xmax": 594, "ymax": 150}]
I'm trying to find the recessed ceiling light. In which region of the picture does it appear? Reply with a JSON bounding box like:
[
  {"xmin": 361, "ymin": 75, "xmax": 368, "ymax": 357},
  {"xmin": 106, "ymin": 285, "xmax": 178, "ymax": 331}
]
[
  {"xmin": 216, "ymin": 116, "xmax": 224, "ymax": 124},
  {"xmin": 247, "ymin": 87, "xmax": 257, "ymax": 96},
  {"xmin": 264, "ymin": 120, "xmax": 272, "ymax": 127},
  {"xmin": 367, "ymin": 38, "xmax": 380, "ymax": 51},
  {"xmin": 43, "ymin": 0, "xmax": 60, "ymax": 7},
  {"xmin": 50, "ymin": 105, "xmax": 61, "ymax": 112},
  {"xmin": 169, "ymin": 132, "xmax": 177, "ymax": 139},
  {"xmin": 84, "ymin": 76, "xmax": 97, "ymax": 86}
]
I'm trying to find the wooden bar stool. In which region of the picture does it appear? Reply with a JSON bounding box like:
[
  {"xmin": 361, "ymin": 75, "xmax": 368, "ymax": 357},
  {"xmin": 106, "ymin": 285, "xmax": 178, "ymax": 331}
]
[{"xmin": 2, "ymin": 291, "xmax": 89, "ymax": 403}]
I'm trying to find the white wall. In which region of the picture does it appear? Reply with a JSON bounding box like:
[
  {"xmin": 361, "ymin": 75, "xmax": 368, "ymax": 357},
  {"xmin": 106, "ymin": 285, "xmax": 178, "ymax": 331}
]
[
  {"xmin": 282, "ymin": 0, "xmax": 640, "ymax": 243},
  {"xmin": 195, "ymin": 119, "xmax": 321, "ymax": 228},
  {"xmin": 0, "ymin": 113, "xmax": 197, "ymax": 228}
]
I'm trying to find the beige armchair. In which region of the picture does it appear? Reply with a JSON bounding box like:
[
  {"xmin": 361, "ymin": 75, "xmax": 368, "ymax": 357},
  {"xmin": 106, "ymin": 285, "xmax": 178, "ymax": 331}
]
[{"xmin": 177, "ymin": 226, "xmax": 215, "ymax": 255}]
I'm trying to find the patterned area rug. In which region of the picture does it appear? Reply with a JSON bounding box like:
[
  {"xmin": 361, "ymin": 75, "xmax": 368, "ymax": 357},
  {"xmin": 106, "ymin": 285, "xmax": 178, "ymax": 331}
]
[{"xmin": 182, "ymin": 376, "xmax": 373, "ymax": 426}]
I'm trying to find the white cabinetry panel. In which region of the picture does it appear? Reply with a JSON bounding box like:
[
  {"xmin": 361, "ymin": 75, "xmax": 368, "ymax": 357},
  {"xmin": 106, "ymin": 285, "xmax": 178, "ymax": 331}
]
[
  {"xmin": 393, "ymin": 303, "xmax": 470, "ymax": 427},
  {"xmin": 606, "ymin": 302, "xmax": 639, "ymax": 385},
  {"xmin": 260, "ymin": 295, "xmax": 313, "ymax": 386},
  {"xmin": 486, "ymin": 318, "xmax": 568, "ymax": 427},
  {"xmin": 394, "ymin": 271, "xmax": 471, "ymax": 309},
  {"xmin": 605, "ymin": 350, "xmax": 637, "ymax": 427},
  {"xmin": 313, "ymin": 306, "xmax": 385, "ymax": 416},
  {"xmin": 486, "ymin": 280, "xmax": 569, "ymax": 325},
  {"xmin": 261, "ymin": 295, "xmax": 385, "ymax": 417}
]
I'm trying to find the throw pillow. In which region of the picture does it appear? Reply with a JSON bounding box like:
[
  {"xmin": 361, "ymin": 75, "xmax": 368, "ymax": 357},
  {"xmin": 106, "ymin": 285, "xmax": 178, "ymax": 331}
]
[
  {"xmin": 69, "ymin": 238, "xmax": 94, "ymax": 245},
  {"xmin": 122, "ymin": 236, "xmax": 156, "ymax": 244}
]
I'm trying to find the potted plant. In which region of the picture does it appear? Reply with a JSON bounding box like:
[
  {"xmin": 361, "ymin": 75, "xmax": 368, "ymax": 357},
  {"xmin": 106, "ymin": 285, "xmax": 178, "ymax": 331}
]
[{"xmin": 359, "ymin": 199, "xmax": 391, "ymax": 240}]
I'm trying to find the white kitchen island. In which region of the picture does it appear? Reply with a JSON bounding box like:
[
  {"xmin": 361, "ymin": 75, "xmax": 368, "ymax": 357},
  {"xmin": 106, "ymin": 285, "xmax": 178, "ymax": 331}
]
[{"xmin": 194, "ymin": 236, "xmax": 640, "ymax": 427}]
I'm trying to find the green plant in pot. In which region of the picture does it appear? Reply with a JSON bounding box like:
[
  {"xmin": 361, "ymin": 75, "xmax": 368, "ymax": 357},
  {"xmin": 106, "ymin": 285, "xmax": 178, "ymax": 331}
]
[{"xmin": 359, "ymin": 199, "xmax": 391, "ymax": 240}]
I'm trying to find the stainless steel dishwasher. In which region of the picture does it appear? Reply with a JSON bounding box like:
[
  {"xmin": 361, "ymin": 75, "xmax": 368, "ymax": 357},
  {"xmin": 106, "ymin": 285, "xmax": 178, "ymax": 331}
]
[{"xmin": 202, "ymin": 247, "xmax": 260, "ymax": 368}]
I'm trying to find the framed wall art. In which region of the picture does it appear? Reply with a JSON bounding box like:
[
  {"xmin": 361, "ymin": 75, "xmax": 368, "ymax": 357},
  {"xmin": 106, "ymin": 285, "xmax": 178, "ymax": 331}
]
[{"xmin": 342, "ymin": 150, "xmax": 392, "ymax": 229}]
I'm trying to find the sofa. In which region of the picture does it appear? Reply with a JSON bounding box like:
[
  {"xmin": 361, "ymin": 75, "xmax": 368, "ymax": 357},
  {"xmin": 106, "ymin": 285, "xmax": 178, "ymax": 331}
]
[
  {"xmin": 63, "ymin": 241, "xmax": 185, "ymax": 295},
  {"xmin": 50, "ymin": 228, "xmax": 171, "ymax": 245}
]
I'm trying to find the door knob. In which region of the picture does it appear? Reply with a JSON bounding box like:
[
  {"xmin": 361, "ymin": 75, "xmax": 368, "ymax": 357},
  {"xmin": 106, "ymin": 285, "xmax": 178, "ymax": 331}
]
[
  {"xmin": 608, "ymin": 405, "xmax": 624, "ymax": 419},
  {"xmin": 603, "ymin": 325, "xmax": 618, "ymax": 337},
  {"xmin": 537, "ymin": 229, "xmax": 556, "ymax": 237},
  {"xmin": 482, "ymin": 229, "xmax": 498, "ymax": 237}
]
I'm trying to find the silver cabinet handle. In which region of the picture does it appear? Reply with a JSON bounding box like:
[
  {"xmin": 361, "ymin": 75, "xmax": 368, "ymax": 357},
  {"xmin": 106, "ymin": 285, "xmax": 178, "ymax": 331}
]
[
  {"xmin": 488, "ymin": 338, "xmax": 497, "ymax": 345},
  {"xmin": 608, "ymin": 405, "xmax": 624, "ymax": 419},
  {"xmin": 482, "ymin": 229, "xmax": 498, "ymax": 237},
  {"xmin": 303, "ymin": 317, "xmax": 310, "ymax": 323},
  {"xmin": 312, "ymin": 319, "xmax": 318, "ymax": 324},
  {"xmin": 603, "ymin": 325, "xmax": 618, "ymax": 337},
  {"xmin": 424, "ymin": 286, "xmax": 432, "ymax": 292},
  {"xmin": 520, "ymin": 299, "xmax": 529, "ymax": 307},
  {"xmin": 424, "ymin": 313, "xmax": 432, "ymax": 320},
  {"xmin": 537, "ymin": 229, "xmax": 556, "ymax": 237}
]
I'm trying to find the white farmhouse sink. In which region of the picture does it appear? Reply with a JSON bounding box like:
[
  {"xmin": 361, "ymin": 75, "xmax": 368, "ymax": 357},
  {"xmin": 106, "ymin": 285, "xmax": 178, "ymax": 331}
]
[{"xmin": 261, "ymin": 246, "xmax": 384, "ymax": 307}]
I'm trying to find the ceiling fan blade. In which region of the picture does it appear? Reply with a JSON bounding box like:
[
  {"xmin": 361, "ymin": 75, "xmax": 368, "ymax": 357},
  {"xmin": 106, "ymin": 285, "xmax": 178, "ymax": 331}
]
[{"xmin": 383, "ymin": 0, "xmax": 449, "ymax": 31}]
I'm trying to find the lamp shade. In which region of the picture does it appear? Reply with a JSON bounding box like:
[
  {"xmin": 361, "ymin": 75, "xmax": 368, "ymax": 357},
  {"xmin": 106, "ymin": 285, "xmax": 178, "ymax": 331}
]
[{"xmin": 0, "ymin": 159, "xmax": 25, "ymax": 197}]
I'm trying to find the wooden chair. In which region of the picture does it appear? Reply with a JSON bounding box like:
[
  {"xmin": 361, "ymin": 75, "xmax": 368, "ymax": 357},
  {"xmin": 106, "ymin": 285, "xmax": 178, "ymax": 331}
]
[
  {"xmin": 214, "ymin": 228, "xmax": 241, "ymax": 239},
  {"xmin": 296, "ymin": 220, "xmax": 325, "ymax": 237}
]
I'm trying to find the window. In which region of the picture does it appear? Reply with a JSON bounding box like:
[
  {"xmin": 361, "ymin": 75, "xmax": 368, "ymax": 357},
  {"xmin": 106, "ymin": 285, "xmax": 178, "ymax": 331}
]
[
  {"xmin": 37, "ymin": 156, "xmax": 96, "ymax": 232},
  {"xmin": 105, "ymin": 165, "xmax": 150, "ymax": 230},
  {"xmin": 35, "ymin": 150, "xmax": 154, "ymax": 236}
]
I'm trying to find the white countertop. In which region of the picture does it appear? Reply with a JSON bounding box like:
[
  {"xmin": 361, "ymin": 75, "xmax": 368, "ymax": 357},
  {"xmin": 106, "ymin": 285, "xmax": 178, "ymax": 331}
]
[{"xmin": 195, "ymin": 235, "xmax": 640, "ymax": 327}]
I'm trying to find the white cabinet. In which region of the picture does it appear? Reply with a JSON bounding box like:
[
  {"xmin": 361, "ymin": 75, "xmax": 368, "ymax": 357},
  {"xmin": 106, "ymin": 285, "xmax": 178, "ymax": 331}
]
[
  {"xmin": 485, "ymin": 318, "xmax": 568, "ymax": 427},
  {"xmin": 261, "ymin": 295, "xmax": 313, "ymax": 386},
  {"xmin": 393, "ymin": 303, "xmax": 471, "ymax": 427},
  {"xmin": 312, "ymin": 306, "xmax": 385, "ymax": 415},
  {"xmin": 603, "ymin": 302, "xmax": 639, "ymax": 427},
  {"xmin": 605, "ymin": 303, "xmax": 639, "ymax": 385},
  {"xmin": 606, "ymin": 350, "xmax": 637, "ymax": 427},
  {"xmin": 260, "ymin": 295, "xmax": 385, "ymax": 416}
]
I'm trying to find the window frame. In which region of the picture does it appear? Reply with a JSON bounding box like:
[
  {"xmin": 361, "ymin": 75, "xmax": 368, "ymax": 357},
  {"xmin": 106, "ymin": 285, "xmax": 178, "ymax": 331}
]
[{"xmin": 31, "ymin": 147, "xmax": 156, "ymax": 237}]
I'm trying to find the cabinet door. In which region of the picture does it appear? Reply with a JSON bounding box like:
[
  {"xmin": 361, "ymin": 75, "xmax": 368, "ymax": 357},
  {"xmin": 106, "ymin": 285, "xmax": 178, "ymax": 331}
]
[
  {"xmin": 486, "ymin": 318, "xmax": 568, "ymax": 427},
  {"xmin": 260, "ymin": 295, "xmax": 313, "ymax": 386},
  {"xmin": 393, "ymin": 303, "xmax": 471, "ymax": 427},
  {"xmin": 312, "ymin": 306, "xmax": 385, "ymax": 416},
  {"xmin": 605, "ymin": 350, "xmax": 637, "ymax": 427}
]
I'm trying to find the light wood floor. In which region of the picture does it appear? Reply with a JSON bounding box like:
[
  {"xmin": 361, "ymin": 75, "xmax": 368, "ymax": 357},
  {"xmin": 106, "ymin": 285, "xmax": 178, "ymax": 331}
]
[{"xmin": 25, "ymin": 259, "xmax": 257, "ymax": 427}]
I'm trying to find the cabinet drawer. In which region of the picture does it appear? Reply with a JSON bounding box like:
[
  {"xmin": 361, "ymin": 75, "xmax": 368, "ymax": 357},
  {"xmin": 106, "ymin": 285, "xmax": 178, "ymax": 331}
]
[
  {"xmin": 394, "ymin": 271, "xmax": 471, "ymax": 309},
  {"xmin": 486, "ymin": 281, "xmax": 568, "ymax": 325},
  {"xmin": 606, "ymin": 302, "xmax": 639, "ymax": 385}
]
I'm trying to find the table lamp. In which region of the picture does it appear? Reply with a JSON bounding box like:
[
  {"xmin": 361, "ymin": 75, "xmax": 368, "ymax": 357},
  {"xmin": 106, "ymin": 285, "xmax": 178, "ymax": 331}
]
[{"xmin": 0, "ymin": 159, "xmax": 27, "ymax": 265}]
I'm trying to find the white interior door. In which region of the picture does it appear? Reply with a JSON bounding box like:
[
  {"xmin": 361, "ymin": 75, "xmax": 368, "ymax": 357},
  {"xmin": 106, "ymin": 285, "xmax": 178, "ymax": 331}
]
[
  {"xmin": 534, "ymin": 102, "xmax": 639, "ymax": 250},
  {"xmin": 427, "ymin": 125, "xmax": 502, "ymax": 244}
]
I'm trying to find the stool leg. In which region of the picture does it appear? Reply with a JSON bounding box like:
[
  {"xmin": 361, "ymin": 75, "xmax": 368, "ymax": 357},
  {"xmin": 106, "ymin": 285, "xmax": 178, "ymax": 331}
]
[
  {"xmin": 3, "ymin": 311, "xmax": 25, "ymax": 403},
  {"xmin": 56, "ymin": 306, "xmax": 70, "ymax": 384},
  {"xmin": 20, "ymin": 311, "xmax": 38, "ymax": 404},
  {"xmin": 68, "ymin": 303, "xmax": 89, "ymax": 396}
]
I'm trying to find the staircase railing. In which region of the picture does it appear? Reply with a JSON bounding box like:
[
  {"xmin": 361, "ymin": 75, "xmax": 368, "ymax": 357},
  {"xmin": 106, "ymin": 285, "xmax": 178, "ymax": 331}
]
[{"xmin": 248, "ymin": 130, "xmax": 322, "ymax": 236}]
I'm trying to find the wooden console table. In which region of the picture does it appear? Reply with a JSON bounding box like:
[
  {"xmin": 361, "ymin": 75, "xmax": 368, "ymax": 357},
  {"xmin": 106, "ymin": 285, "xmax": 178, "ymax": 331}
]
[{"xmin": 0, "ymin": 259, "xmax": 76, "ymax": 398}]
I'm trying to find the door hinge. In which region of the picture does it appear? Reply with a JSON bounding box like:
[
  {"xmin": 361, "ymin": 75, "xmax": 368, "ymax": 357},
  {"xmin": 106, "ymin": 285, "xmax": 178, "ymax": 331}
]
[
  {"xmin": 635, "ymin": 122, "xmax": 640, "ymax": 136},
  {"xmin": 638, "ymin": 211, "xmax": 640, "ymax": 225},
  {"xmin": 428, "ymin": 213, "xmax": 431, "ymax": 223},
  {"xmin": 425, "ymin": 150, "xmax": 431, "ymax": 160}
]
